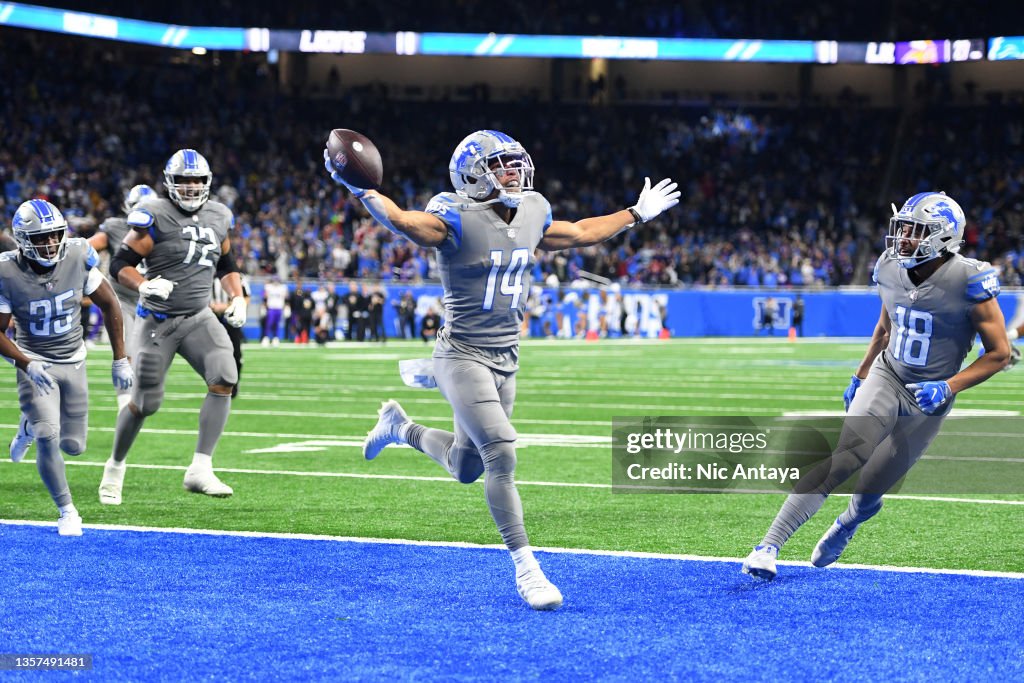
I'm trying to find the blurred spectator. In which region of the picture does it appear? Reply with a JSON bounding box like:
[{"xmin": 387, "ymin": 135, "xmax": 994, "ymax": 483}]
[{"xmin": 420, "ymin": 307, "xmax": 440, "ymax": 343}]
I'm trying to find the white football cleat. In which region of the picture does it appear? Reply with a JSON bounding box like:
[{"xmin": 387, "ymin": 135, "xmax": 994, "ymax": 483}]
[
  {"xmin": 363, "ymin": 400, "xmax": 410, "ymax": 461},
  {"xmin": 99, "ymin": 460, "xmax": 126, "ymax": 505},
  {"xmin": 261, "ymin": 336, "xmax": 270, "ymax": 347},
  {"xmin": 57, "ymin": 509, "xmax": 83, "ymax": 536},
  {"xmin": 183, "ymin": 466, "xmax": 234, "ymax": 497},
  {"xmin": 742, "ymin": 544, "xmax": 779, "ymax": 580},
  {"xmin": 811, "ymin": 518, "xmax": 857, "ymax": 568},
  {"xmin": 10, "ymin": 416, "xmax": 34, "ymax": 463},
  {"xmin": 516, "ymin": 569, "xmax": 563, "ymax": 611}
]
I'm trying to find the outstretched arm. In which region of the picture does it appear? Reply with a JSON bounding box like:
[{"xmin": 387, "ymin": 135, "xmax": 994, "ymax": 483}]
[
  {"xmin": 539, "ymin": 177, "xmax": 680, "ymax": 251},
  {"xmin": 323, "ymin": 148, "xmax": 447, "ymax": 247},
  {"xmin": 357, "ymin": 190, "xmax": 449, "ymax": 248}
]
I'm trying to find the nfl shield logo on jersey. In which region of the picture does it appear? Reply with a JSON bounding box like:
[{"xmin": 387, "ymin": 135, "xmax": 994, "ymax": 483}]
[
  {"xmin": 45, "ymin": 282, "xmax": 54, "ymax": 291},
  {"xmin": 909, "ymin": 289, "xmax": 920, "ymax": 303},
  {"xmin": 506, "ymin": 228, "xmax": 516, "ymax": 239}
]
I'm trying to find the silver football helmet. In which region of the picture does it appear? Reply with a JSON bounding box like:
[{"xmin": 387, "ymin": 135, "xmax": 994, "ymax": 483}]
[
  {"xmin": 448, "ymin": 130, "xmax": 534, "ymax": 208},
  {"xmin": 12, "ymin": 199, "xmax": 69, "ymax": 266},
  {"xmin": 164, "ymin": 149, "xmax": 212, "ymax": 212},
  {"xmin": 123, "ymin": 184, "xmax": 156, "ymax": 213},
  {"xmin": 886, "ymin": 191, "xmax": 965, "ymax": 268}
]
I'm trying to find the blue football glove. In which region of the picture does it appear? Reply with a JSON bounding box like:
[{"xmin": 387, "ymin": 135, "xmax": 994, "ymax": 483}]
[
  {"xmin": 905, "ymin": 381, "xmax": 951, "ymax": 415},
  {"xmin": 842, "ymin": 375, "xmax": 862, "ymax": 412},
  {"xmin": 323, "ymin": 148, "xmax": 367, "ymax": 197}
]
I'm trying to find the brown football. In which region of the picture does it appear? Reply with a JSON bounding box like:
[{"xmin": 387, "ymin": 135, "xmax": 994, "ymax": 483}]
[{"xmin": 326, "ymin": 128, "xmax": 383, "ymax": 190}]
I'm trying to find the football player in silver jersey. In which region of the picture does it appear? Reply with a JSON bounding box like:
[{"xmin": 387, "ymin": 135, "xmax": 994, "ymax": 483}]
[
  {"xmin": 1, "ymin": 199, "xmax": 133, "ymax": 535},
  {"xmin": 325, "ymin": 130, "xmax": 680, "ymax": 609},
  {"xmin": 88, "ymin": 184, "xmax": 156, "ymax": 412},
  {"xmin": 743, "ymin": 192, "xmax": 1011, "ymax": 580},
  {"xmin": 101, "ymin": 149, "xmax": 247, "ymax": 505}
]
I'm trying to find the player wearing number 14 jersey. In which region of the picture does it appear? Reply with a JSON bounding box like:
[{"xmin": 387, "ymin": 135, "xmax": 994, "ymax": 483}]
[
  {"xmin": 100, "ymin": 149, "xmax": 248, "ymax": 505},
  {"xmin": 325, "ymin": 129, "xmax": 680, "ymax": 609},
  {"xmin": 743, "ymin": 192, "xmax": 1011, "ymax": 580}
]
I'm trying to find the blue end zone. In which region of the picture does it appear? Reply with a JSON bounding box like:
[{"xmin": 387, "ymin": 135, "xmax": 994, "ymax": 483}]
[{"xmin": 1, "ymin": 524, "xmax": 1022, "ymax": 679}]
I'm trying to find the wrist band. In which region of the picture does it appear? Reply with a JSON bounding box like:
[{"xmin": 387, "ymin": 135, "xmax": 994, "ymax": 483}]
[{"xmin": 628, "ymin": 207, "xmax": 643, "ymax": 224}]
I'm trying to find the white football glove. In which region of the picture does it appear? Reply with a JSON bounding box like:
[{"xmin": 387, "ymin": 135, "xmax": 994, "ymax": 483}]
[
  {"xmin": 631, "ymin": 177, "xmax": 681, "ymax": 223},
  {"xmin": 111, "ymin": 357, "xmax": 134, "ymax": 391},
  {"xmin": 323, "ymin": 148, "xmax": 367, "ymax": 197},
  {"xmin": 224, "ymin": 296, "xmax": 247, "ymax": 328},
  {"xmin": 138, "ymin": 276, "xmax": 175, "ymax": 300},
  {"xmin": 25, "ymin": 360, "xmax": 55, "ymax": 395}
]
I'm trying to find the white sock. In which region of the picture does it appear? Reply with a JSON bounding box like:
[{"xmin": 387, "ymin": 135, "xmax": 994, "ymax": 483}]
[
  {"xmin": 191, "ymin": 452, "xmax": 213, "ymax": 470},
  {"xmin": 396, "ymin": 422, "xmax": 412, "ymax": 444},
  {"xmin": 58, "ymin": 503, "xmax": 78, "ymax": 517},
  {"xmin": 105, "ymin": 456, "xmax": 126, "ymax": 470},
  {"xmin": 511, "ymin": 547, "xmax": 541, "ymax": 576}
]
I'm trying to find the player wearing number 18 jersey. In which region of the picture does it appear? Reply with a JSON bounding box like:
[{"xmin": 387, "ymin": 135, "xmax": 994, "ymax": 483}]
[
  {"xmin": 325, "ymin": 129, "xmax": 680, "ymax": 609},
  {"xmin": 743, "ymin": 192, "xmax": 1011, "ymax": 580},
  {"xmin": 100, "ymin": 149, "xmax": 248, "ymax": 505}
]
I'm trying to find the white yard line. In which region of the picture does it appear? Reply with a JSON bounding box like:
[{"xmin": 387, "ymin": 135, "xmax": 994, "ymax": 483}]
[
  {"xmin": 1, "ymin": 519, "xmax": 1020, "ymax": 580},
  {"xmin": 5, "ymin": 459, "xmax": 1023, "ymax": 504}
]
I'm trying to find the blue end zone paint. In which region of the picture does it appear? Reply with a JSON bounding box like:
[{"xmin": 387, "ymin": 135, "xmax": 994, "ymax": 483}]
[{"xmin": 1, "ymin": 525, "xmax": 1022, "ymax": 680}]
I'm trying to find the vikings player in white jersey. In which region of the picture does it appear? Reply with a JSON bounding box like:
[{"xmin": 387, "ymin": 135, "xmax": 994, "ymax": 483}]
[
  {"xmin": 2, "ymin": 199, "xmax": 133, "ymax": 535},
  {"xmin": 743, "ymin": 192, "xmax": 1011, "ymax": 580},
  {"xmin": 325, "ymin": 130, "xmax": 680, "ymax": 609}
]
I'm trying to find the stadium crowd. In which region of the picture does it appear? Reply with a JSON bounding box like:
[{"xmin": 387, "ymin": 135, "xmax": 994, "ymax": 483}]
[{"xmin": 1, "ymin": 30, "xmax": 1022, "ymax": 289}]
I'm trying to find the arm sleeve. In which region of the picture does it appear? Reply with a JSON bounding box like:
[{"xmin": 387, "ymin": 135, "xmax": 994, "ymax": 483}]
[
  {"xmin": 84, "ymin": 267, "xmax": 105, "ymax": 295},
  {"xmin": 966, "ymin": 268, "xmax": 1000, "ymax": 303},
  {"xmin": 424, "ymin": 194, "xmax": 462, "ymax": 252}
]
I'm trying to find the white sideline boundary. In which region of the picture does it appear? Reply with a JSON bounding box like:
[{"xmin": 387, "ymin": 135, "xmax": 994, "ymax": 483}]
[
  {"xmin": 5, "ymin": 459, "xmax": 1024, "ymax": 504},
  {"xmin": 2, "ymin": 519, "xmax": 1022, "ymax": 580}
]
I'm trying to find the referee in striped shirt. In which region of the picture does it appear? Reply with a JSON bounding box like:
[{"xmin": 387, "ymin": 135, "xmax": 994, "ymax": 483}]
[{"xmin": 211, "ymin": 274, "xmax": 251, "ymax": 398}]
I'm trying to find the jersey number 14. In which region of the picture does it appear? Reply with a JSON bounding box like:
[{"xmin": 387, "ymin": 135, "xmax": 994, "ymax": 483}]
[{"xmin": 483, "ymin": 248, "xmax": 530, "ymax": 311}]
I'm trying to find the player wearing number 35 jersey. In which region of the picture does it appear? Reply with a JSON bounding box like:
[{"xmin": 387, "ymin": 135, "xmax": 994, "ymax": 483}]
[
  {"xmin": 325, "ymin": 129, "xmax": 680, "ymax": 609},
  {"xmin": 100, "ymin": 149, "xmax": 248, "ymax": 506},
  {"xmin": 743, "ymin": 191, "xmax": 1011, "ymax": 580}
]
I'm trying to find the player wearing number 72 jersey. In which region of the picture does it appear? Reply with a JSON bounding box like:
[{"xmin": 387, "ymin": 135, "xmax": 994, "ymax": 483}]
[
  {"xmin": 101, "ymin": 149, "xmax": 247, "ymax": 505},
  {"xmin": 743, "ymin": 191, "xmax": 1011, "ymax": 580},
  {"xmin": 325, "ymin": 129, "xmax": 680, "ymax": 609}
]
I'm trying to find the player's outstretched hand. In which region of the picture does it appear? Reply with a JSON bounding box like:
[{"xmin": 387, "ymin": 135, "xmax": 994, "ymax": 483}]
[
  {"xmin": 906, "ymin": 381, "xmax": 951, "ymax": 415},
  {"xmin": 323, "ymin": 148, "xmax": 367, "ymax": 197},
  {"xmin": 632, "ymin": 177, "xmax": 681, "ymax": 222},
  {"xmin": 112, "ymin": 357, "xmax": 134, "ymax": 391},
  {"xmin": 138, "ymin": 276, "xmax": 175, "ymax": 300},
  {"xmin": 843, "ymin": 375, "xmax": 862, "ymax": 412},
  {"xmin": 224, "ymin": 296, "xmax": 247, "ymax": 328},
  {"xmin": 26, "ymin": 360, "xmax": 55, "ymax": 395}
]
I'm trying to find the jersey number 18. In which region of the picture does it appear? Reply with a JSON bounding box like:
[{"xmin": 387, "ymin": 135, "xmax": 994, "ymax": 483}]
[{"xmin": 893, "ymin": 305, "xmax": 932, "ymax": 367}]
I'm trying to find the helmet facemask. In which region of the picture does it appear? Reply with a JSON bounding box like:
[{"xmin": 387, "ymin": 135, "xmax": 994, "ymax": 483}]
[
  {"xmin": 449, "ymin": 131, "xmax": 535, "ymax": 208},
  {"xmin": 486, "ymin": 151, "xmax": 535, "ymax": 208},
  {"xmin": 885, "ymin": 193, "xmax": 964, "ymax": 268},
  {"xmin": 164, "ymin": 149, "xmax": 212, "ymax": 212},
  {"xmin": 12, "ymin": 199, "xmax": 69, "ymax": 267},
  {"xmin": 21, "ymin": 228, "xmax": 68, "ymax": 266},
  {"xmin": 166, "ymin": 175, "xmax": 211, "ymax": 212}
]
